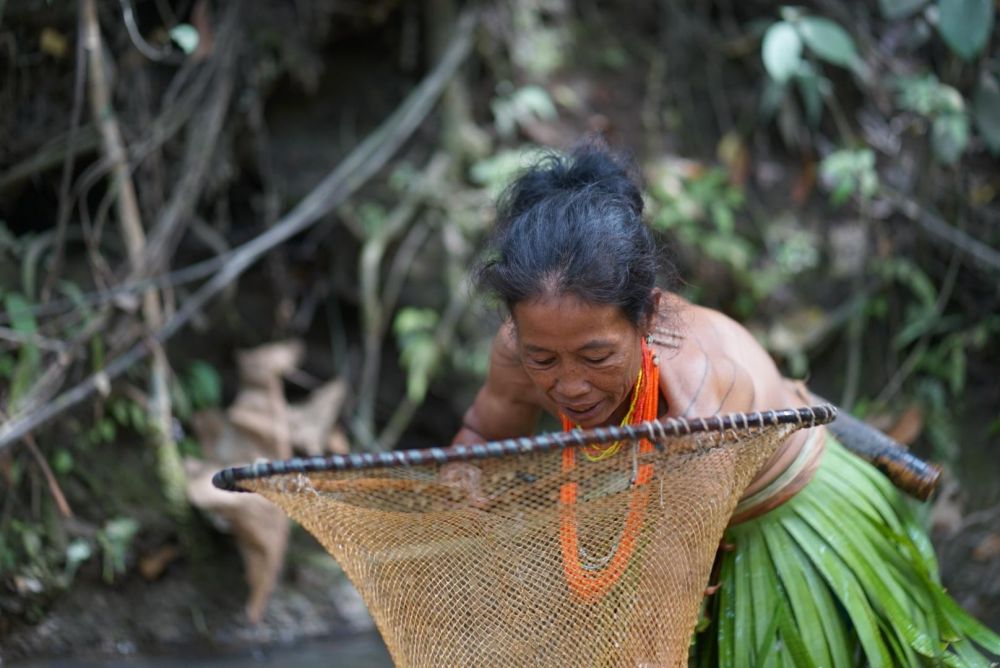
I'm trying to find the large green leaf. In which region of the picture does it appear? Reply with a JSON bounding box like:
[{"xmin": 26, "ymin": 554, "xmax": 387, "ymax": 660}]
[
  {"xmin": 717, "ymin": 553, "xmax": 736, "ymax": 668},
  {"xmin": 733, "ymin": 538, "xmax": 754, "ymax": 668},
  {"xmin": 879, "ymin": 0, "xmax": 929, "ymax": 19},
  {"xmin": 798, "ymin": 495, "xmax": 940, "ymax": 659},
  {"xmin": 761, "ymin": 524, "xmax": 830, "ymax": 666},
  {"xmin": 784, "ymin": 515, "xmax": 893, "ymax": 665},
  {"xmin": 765, "ymin": 523, "xmax": 850, "ymax": 666},
  {"xmin": 763, "ymin": 21, "xmax": 803, "ymax": 84},
  {"xmin": 797, "ymin": 17, "xmax": 859, "ymax": 68},
  {"xmin": 936, "ymin": 0, "xmax": 995, "ymax": 61},
  {"xmin": 745, "ymin": 534, "xmax": 777, "ymax": 666},
  {"xmin": 973, "ymin": 74, "xmax": 1000, "ymax": 155}
]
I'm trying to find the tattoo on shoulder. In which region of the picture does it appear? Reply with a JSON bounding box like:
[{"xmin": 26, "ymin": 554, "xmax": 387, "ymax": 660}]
[{"xmin": 649, "ymin": 326, "xmax": 683, "ymax": 349}]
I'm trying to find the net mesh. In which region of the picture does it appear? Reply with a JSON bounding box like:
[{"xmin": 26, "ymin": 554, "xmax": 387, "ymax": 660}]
[{"xmin": 223, "ymin": 408, "xmax": 833, "ymax": 667}]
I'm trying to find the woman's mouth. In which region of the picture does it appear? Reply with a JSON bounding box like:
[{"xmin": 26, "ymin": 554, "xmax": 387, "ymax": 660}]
[{"xmin": 561, "ymin": 400, "xmax": 604, "ymax": 425}]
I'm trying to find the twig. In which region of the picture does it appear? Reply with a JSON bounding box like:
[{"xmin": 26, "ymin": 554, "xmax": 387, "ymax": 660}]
[
  {"xmin": 377, "ymin": 207, "xmax": 474, "ymax": 450},
  {"xmin": 24, "ymin": 434, "xmax": 73, "ymax": 518},
  {"xmin": 355, "ymin": 154, "xmax": 451, "ymax": 436},
  {"xmin": 871, "ymin": 237, "xmax": 963, "ymax": 409},
  {"xmin": 63, "ymin": 47, "xmax": 218, "ymax": 235},
  {"xmin": 0, "ymin": 126, "xmax": 100, "ymax": 192},
  {"xmin": 41, "ymin": 2, "xmax": 89, "ymax": 301},
  {"xmin": 0, "ymin": 248, "xmax": 234, "ymax": 325},
  {"xmin": 119, "ymin": 0, "xmax": 180, "ymax": 62},
  {"xmin": 0, "ymin": 326, "xmax": 68, "ymax": 352},
  {"xmin": 377, "ymin": 297, "xmax": 468, "ymax": 451},
  {"xmin": 142, "ymin": 7, "xmax": 239, "ymax": 272},
  {"xmin": 0, "ymin": 405, "xmax": 73, "ymax": 519},
  {"xmin": 883, "ymin": 187, "xmax": 1000, "ymax": 276},
  {"xmin": 0, "ymin": 9, "xmax": 479, "ymax": 452},
  {"xmin": 383, "ymin": 220, "xmax": 433, "ymax": 317}
]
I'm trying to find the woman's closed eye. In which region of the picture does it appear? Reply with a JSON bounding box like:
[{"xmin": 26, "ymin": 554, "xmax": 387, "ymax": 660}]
[
  {"xmin": 583, "ymin": 353, "xmax": 612, "ymax": 364},
  {"xmin": 527, "ymin": 356, "xmax": 556, "ymax": 368}
]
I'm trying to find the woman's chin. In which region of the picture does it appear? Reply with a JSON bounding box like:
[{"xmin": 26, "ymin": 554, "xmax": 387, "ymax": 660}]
[
  {"xmin": 560, "ymin": 400, "xmax": 608, "ymax": 428},
  {"xmin": 573, "ymin": 405, "xmax": 619, "ymax": 429}
]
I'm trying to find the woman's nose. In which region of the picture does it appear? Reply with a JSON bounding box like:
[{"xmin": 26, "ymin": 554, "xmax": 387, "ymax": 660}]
[{"xmin": 555, "ymin": 373, "xmax": 590, "ymax": 399}]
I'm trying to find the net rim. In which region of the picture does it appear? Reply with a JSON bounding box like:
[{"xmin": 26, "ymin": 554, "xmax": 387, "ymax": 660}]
[{"xmin": 211, "ymin": 404, "xmax": 837, "ymax": 491}]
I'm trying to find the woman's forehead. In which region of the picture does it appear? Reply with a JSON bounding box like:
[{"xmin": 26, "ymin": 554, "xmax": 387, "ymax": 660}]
[{"xmin": 512, "ymin": 295, "xmax": 634, "ymax": 344}]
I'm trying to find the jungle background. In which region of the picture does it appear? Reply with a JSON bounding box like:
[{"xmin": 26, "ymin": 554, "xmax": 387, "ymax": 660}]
[{"xmin": 1, "ymin": 0, "xmax": 998, "ymax": 664}]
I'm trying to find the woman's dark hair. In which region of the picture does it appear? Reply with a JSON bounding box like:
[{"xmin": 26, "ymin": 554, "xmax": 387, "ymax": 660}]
[{"xmin": 477, "ymin": 141, "xmax": 663, "ymax": 327}]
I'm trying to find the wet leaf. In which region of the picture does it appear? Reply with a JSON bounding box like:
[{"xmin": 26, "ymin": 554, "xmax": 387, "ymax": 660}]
[
  {"xmin": 973, "ymin": 74, "xmax": 1000, "ymax": 155},
  {"xmin": 763, "ymin": 22, "xmax": 803, "ymax": 84},
  {"xmin": 936, "ymin": 0, "xmax": 994, "ymax": 61},
  {"xmin": 931, "ymin": 112, "xmax": 969, "ymax": 164},
  {"xmin": 169, "ymin": 24, "xmax": 200, "ymax": 55},
  {"xmin": 798, "ymin": 17, "xmax": 858, "ymax": 68}
]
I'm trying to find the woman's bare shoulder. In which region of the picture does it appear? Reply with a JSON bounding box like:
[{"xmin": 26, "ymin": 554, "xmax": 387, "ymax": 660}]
[{"xmin": 652, "ymin": 294, "xmax": 782, "ymax": 416}]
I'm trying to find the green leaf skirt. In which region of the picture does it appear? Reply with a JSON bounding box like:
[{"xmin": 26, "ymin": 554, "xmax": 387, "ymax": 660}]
[{"xmin": 692, "ymin": 435, "xmax": 1000, "ymax": 667}]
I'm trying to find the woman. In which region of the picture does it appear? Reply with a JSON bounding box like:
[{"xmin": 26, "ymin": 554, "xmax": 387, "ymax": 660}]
[{"xmin": 452, "ymin": 143, "xmax": 999, "ymax": 666}]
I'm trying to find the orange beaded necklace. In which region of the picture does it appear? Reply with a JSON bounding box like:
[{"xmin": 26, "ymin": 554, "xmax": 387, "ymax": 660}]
[
  {"xmin": 559, "ymin": 339, "xmax": 659, "ymax": 603},
  {"xmin": 560, "ymin": 338, "xmax": 659, "ymax": 459}
]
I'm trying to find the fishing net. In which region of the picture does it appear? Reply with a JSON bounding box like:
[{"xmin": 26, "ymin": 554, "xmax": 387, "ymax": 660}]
[{"xmin": 214, "ymin": 405, "xmax": 836, "ymax": 667}]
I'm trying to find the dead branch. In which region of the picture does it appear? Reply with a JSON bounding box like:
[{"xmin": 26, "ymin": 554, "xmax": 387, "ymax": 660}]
[
  {"xmin": 82, "ymin": 0, "xmax": 185, "ymax": 510},
  {"xmin": 0, "ymin": 9, "xmax": 479, "ymax": 452}
]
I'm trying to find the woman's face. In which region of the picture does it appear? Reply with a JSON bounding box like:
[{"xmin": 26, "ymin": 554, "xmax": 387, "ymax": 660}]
[{"xmin": 512, "ymin": 293, "xmax": 646, "ymax": 428}]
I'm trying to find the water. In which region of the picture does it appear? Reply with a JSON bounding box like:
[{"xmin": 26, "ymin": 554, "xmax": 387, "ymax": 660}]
[{"xmin": 7, "ymin": 632, "xmax": 393, "ymax": 668}]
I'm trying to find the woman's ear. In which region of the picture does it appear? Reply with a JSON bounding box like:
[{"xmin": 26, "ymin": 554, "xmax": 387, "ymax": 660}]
[{"xmin": 643, "ymin": 288, "xmax": 663, "ymax": 334}]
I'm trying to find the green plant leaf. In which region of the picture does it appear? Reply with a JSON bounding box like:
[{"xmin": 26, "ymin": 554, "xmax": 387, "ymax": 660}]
[
  {"xmin": 931, "ymin": 112, "xmax": 969, "ymax": 164},
  {"xmin": 52, "ymin": 449, "xmax": 74, "ymax": 475},
  {"xmin": 4, "ymin": 293, "xmax": 41, "ymax": 409},
  {"xmin": 820, "ymin": 148, "xmax": 879, "ymax": 205},
  {"xmin": 795, "ymin": 67, "xmax": 824, "ymax": 127},
  {"xmin": 763, "ymin": 524, "xmax": 844, "ymax": 667},
  {"xmin": 936, "ymin": 0, "xmax": 995, "ymax": 61},
  {"xmin": 879, "ymin": 0, "xmax": 929, "ymax": 19},
  {"xmin": 759, "ymin": 78, "xmax": 788, "ymax": 121},
  {"xmin": 763, "ymin": 21, "xmax": 803, "ymax": 84},
  {"xmin": 169, "ymin": 24, "xmax": 200, "ymax": 55},
  {"xmin": 186, "ymin": 361, "xmax": 222, "ymax": 409},
  {"xmin": 797, "ymin": 17, "xmax": 859, "ymax": 68},
  {"xmin": 64, "ymin": 539, "xmax": 92, "ymax": 579},
  {"xmin": 973, "ymin": 74, "xmax": 1000, "ymax": 155},
  {"xmin": 394, "ymin": 307, "xmax": 441, "ymax": 403}
]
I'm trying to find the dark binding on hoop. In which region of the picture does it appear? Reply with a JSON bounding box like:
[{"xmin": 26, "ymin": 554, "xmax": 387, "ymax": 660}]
[
  {"xmin": 811, "ymin": 394, "xmax": 941, "ymax": 501},
  {"xmin": 212, "ymin": 404, "xmax": 837, "ymax": 492}
]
